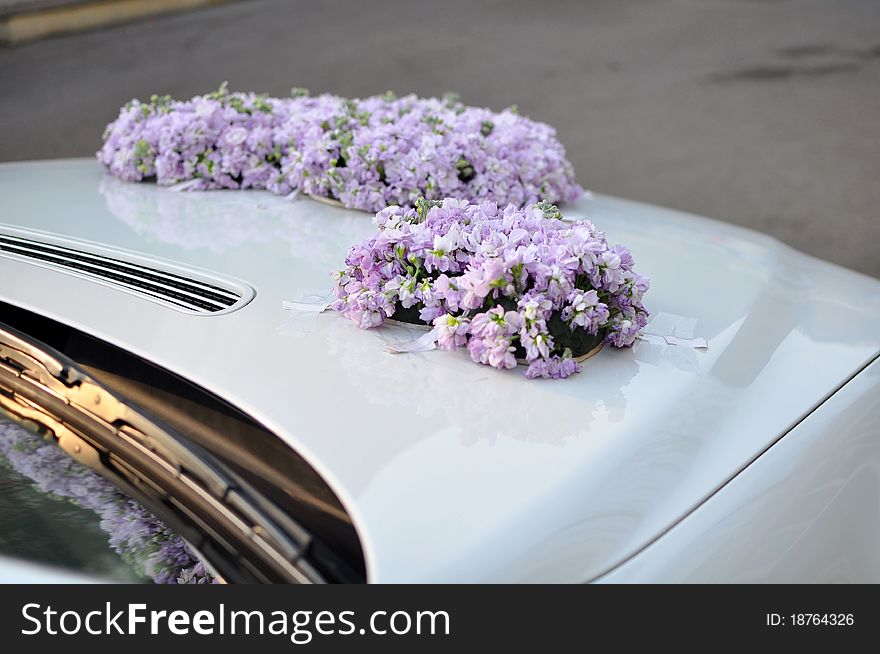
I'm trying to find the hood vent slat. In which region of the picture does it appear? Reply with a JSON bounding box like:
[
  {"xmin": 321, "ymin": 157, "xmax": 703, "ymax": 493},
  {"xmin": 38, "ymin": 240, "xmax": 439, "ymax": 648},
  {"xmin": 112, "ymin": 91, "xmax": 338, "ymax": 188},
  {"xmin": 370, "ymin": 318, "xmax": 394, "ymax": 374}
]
[{"xmin": 0, "ymin": 233, "xmax": 252, "ymax": 315}]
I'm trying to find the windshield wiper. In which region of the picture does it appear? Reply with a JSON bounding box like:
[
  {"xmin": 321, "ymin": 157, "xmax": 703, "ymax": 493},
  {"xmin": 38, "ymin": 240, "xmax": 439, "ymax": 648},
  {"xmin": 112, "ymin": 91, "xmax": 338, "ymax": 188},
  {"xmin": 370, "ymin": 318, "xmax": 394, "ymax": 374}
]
[{"xmin": 0, "ymin": 320, "xmax": 324, "ymax": 583}]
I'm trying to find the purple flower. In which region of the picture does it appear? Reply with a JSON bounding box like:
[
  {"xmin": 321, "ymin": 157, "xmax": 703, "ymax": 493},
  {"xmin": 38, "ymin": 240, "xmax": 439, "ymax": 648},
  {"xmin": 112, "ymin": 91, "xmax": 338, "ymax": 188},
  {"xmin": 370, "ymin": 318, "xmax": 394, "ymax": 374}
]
[
  {"xmin": 459, "ymin": 258, "xmax": 507, "ymax": 309},
  {"xmin": 433, "ymin": 313, "xmax": 470, "ymax": 350},
  {"xmin": 524, "ymin": 355, "xmax": 583, "ymax": 379},
  {"xmin": 98, "ymin": 87, "xmax": 584, "ymax": 211},
  {"xmin": 333, "ymin": 199, "xmax": 650, "ymax": 379},
  {"xmin": 561, "ymin": 290, "xmax": 610, "ymax": 334}
]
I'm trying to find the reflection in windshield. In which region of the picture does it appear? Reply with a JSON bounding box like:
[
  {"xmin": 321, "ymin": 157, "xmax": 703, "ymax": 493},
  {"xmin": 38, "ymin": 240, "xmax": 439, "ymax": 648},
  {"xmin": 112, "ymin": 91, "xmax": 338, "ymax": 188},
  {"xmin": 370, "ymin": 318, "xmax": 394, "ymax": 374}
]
[{"xmin": 0, "ymin": 419, "xmax": 214, "ymax": 584}]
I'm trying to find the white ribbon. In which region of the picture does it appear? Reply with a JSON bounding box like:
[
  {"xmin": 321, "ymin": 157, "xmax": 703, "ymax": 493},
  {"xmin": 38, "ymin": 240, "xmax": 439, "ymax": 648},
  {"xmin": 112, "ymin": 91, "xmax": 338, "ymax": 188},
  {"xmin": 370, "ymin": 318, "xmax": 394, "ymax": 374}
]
[
  {"xmin": 637, "ymin": 311, "xmax": 709, "ymax": 350},
  {"xmin": 386, "ymin": 328, "xmax": 440, "ymax": 354},
  {"xmin": 283, "ymin": 300, "xmax": 330, "ymax": 313},
  {"xmin": 167, "ymin": 179, "xmax": 202, "ymax": 192},
  {"xmin": 663, "ymin": 334, "xmax": 708, "ymax": 349}
]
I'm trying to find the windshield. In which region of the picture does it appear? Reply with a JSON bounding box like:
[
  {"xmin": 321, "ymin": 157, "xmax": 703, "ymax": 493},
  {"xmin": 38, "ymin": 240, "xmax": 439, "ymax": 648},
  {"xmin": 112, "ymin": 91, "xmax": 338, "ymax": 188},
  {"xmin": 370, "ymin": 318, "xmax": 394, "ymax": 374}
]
[
  {"xmin": 0, "ymin": 301, "xmax": 366, "ymax": 583},
  {"xmin": 0, "ymin": 416, "xmax": 214, "ymax": 584}
]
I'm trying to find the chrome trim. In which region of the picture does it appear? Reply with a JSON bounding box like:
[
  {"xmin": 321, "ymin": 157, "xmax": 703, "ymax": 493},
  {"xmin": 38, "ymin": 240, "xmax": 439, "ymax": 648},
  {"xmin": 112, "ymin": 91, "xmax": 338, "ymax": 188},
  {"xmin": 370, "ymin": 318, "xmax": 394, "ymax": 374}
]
[{"xmin": 0, "ymin": 321, "xmax": 322, "ymax": 584}]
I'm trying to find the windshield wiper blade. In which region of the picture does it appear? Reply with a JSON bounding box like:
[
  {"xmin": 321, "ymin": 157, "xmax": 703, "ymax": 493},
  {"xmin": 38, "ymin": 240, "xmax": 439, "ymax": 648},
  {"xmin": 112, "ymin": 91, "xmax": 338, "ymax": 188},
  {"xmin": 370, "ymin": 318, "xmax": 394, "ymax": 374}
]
[{"xmin": 0, "ymin": 320, "xmax": 324, "ymax": 584}]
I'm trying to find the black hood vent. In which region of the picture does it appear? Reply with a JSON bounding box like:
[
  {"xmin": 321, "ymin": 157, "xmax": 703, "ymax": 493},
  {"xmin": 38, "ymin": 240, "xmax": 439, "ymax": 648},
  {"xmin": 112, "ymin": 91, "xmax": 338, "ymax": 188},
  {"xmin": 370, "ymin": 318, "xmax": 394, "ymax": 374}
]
[{"xmin": 0, "ymin": 231, "xmax": 253, "ymax": 315}]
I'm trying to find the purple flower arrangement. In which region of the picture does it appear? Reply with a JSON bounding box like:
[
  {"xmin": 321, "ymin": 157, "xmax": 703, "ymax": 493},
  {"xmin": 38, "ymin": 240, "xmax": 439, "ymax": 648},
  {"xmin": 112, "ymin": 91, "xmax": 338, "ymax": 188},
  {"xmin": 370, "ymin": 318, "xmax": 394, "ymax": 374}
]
[
  {"xmin": 332, "ymin": 199, "xmax": 649, "ymax": 379},
  {"xmin": 0, "ymin": 421, "xmax": 215, "ymax": 584},
  {"xmin": 97, "ymin": 84, "xmax": 292, "ymax": 192},
  {"xmin": 98, "ymin": 86, "xmax": 583, "ymax": 212}
]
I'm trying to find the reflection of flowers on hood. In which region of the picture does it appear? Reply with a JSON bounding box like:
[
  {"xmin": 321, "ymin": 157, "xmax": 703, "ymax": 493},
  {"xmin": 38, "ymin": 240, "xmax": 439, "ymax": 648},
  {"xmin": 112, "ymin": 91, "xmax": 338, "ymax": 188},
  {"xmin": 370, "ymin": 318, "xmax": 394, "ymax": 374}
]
[
  {"xmin": 99, "ymin": 175, "xmax": 286, "ymax": 254},
  {"xmin": 0, "ymin": 421, "xmax": 214, "ymax": 584},
  {"xmin": 333, "ymin": 199, "xmax": 650, "ymax": 379},
  {"xmin": 97, "ymin": 86, "xmax": 583, "ymax": 212},
  {"xmin": 309, "ymin": 315, "xmax": 639, "ymax": 446},
  {"xmin": 99, "ymin": 175, "xmax": 376, "ymax": 273}
]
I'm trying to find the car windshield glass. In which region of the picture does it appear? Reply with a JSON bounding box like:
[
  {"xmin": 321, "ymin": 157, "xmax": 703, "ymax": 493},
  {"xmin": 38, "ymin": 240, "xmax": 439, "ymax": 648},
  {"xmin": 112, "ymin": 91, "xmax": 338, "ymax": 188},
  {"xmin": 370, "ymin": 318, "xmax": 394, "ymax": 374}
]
[
  {"xmin": 0, "ymin": 302, "xmax": 367, "ymax": 582},
  {"xmin": 0, "ymin": 415, "xmax": 215, "ymax": 584}
]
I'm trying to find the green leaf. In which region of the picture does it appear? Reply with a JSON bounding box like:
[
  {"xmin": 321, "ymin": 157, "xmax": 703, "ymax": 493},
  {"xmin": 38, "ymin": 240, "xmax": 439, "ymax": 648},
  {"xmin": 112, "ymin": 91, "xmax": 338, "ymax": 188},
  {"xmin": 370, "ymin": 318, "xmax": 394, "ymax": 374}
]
[
  {"xmin": 547, "ymin": 313, "xmax": 605, "ymax": 357},
  {"xmin": 534, "ymin": 200, "xmax": 562, "ymax": 221}
]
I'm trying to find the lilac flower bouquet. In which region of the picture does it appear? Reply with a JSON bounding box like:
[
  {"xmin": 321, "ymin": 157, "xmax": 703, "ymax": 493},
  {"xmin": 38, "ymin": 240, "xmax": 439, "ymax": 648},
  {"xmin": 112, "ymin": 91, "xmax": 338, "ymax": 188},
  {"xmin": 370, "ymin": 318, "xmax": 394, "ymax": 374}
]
[
  {"xmin": 274, "ymin": 91, "xmax": 583, "ymax": 211},
  {"xmin": 97, "ymin": 84, "xmax": 293, "ymax": 192},
  {"xmin": 332, "ymin": 199, "xmax": 649, "ymax": 379},
  {"xmin": 98, "ymin": 86, "xmax": 583, "ymax": 212}
]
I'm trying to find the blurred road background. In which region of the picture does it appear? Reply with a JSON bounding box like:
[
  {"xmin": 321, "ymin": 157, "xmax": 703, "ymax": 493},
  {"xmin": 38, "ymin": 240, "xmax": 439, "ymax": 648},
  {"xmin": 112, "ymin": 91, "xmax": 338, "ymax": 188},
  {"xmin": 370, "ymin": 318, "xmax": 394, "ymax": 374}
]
[{"xmin": 1, "ymin": 0, "xmax": 878, "ymax": 277}]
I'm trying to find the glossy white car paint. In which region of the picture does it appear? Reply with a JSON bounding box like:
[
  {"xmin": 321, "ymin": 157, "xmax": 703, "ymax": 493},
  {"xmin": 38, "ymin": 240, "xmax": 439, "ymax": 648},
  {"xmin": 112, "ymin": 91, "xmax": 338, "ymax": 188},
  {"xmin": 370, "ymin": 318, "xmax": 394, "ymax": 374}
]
[
  {"xmin": 599, "ymin": 356, "xmax": 880, "ymax": 583},
  {"xmin": 1, "ymin": 159, "xmax": 879, "ymax": 582}
]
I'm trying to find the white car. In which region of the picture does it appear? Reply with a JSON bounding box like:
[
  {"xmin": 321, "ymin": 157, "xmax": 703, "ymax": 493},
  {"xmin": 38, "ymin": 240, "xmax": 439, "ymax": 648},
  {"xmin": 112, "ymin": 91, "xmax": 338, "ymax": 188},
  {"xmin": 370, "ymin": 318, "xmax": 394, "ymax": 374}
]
[{"xmin": 1, "ymin": 158, "xmax": 878, "ymax": 583}]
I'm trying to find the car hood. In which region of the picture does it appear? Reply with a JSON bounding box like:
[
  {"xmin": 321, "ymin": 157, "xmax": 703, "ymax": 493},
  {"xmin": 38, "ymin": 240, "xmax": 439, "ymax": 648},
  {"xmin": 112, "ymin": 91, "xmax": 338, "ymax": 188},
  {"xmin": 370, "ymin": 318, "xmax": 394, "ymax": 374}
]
[{"xmin": 2, "ymin": 159, "xmax": 879, "ymax": 582}]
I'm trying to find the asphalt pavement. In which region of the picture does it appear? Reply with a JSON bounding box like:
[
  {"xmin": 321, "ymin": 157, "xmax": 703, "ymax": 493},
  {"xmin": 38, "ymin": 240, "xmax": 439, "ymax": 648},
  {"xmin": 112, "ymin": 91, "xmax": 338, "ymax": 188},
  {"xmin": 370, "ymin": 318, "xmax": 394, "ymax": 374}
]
[{"xmin": 1, "ymin": 0, "xmax": 878, "ymax": 277}]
